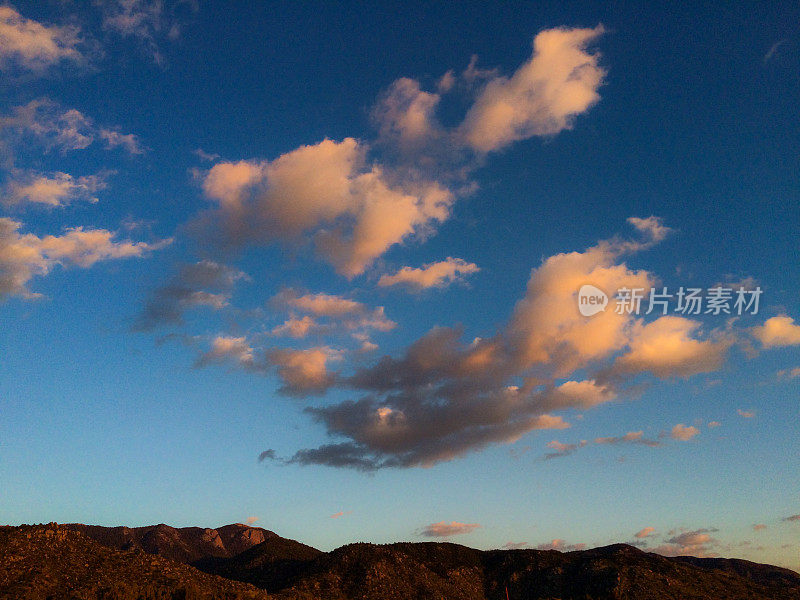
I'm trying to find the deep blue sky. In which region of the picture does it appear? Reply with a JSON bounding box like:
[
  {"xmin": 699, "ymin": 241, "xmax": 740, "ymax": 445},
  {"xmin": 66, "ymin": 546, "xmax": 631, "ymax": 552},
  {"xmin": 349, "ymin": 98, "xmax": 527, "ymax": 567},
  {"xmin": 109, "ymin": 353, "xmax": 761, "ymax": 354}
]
[{"xmin": 1, "ymin": 1, "xmax": 798, "ymax": 569}]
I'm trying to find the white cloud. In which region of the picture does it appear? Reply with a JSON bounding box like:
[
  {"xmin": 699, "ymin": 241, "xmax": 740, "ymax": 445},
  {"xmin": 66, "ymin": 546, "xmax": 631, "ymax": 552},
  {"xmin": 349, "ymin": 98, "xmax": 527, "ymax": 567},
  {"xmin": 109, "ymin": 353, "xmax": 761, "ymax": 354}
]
[
  {"xmin": 378, "ymin": 257, "xmax": 479, "ymax": 290},
  {"xmin": 460, "ymin": 26, "xmax": 605, "ymax": 152}
]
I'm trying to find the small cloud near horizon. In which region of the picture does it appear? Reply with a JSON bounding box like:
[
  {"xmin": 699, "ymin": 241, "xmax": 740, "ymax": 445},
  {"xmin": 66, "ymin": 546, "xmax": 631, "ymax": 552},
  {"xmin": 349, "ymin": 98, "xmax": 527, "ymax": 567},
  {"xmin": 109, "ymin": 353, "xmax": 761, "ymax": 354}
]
[{"xmin": 420, "ymin": 521, "xmax": 480, "ymax": 537}]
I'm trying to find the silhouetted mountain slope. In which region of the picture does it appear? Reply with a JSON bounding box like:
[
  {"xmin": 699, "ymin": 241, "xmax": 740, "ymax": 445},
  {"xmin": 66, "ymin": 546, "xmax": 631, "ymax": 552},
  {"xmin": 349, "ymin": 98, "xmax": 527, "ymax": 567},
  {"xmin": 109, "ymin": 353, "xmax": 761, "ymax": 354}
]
[
  {"xmin": 63, "ymin": 522, "xmax": 276, "ymax": 564},
  {"xmin": 0, "ymin": 524, "xmax": 269, "ymax": 600},
  {"xmin": 3, "ymin": 523, "xmax": 799, "ymax": 600}
]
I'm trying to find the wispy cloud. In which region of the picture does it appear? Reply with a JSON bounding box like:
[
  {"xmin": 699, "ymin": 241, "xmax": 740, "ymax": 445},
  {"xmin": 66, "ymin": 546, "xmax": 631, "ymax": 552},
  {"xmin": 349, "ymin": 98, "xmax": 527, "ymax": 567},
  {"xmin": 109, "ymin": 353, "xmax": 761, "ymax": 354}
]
[{"xmin": 378, "ymin": 258, "xmax": 479, "ymax": 291}]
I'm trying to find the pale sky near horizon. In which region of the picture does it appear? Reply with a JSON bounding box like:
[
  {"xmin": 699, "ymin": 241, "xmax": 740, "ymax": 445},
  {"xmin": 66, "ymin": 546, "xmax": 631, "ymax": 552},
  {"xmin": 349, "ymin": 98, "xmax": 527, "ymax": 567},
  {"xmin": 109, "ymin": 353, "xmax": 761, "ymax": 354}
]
[{"xmin": 0, "ymin": 0, "xmax": 798, "ymax": 571}]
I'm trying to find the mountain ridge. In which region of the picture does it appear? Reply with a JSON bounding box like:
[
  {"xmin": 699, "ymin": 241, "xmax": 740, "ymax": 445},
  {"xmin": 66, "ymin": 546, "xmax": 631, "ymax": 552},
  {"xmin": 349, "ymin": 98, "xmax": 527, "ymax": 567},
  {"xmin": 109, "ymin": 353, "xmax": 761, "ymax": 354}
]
[{"xmin": 2, "ymin": 522, "xmax": 799, "ymax": 600}]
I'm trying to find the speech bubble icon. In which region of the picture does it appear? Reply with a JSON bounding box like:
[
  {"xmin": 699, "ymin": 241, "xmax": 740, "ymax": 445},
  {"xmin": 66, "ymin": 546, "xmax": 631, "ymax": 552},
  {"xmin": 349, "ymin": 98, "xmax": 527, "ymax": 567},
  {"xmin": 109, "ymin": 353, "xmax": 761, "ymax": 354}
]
[{"xmin": 577, "ymin": 284, "xmax": 608, "ymax": 316}]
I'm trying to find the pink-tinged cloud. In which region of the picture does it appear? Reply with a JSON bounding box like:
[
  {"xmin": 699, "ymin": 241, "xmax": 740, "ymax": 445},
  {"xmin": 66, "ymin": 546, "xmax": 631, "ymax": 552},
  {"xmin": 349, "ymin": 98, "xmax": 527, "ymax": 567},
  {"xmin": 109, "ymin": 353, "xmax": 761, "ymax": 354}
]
[
  {"xmin": 0, "ymin": 217, "xmax": 169, "ymax": 299},
  {"xmin": 613, "ymin": 316, "xmax": 731, "ymax": 379},
  {"xmin": 650, "ymin": 529, "xmax": 719, "ymax": 558},
  {"xmin": 777, "ymin": 367, "xmax": 800, "ymax": 380},
  {"xmin": 753, "ymin": 524, "xmax": 767, "ymax": 531},
  {"xmin": 670, "ymin": 424, "xmax": 700, "ymax": 441},
  {"xmin": 752, "ymin": 315, "xmax": 800, "ymax": 348},
  {"xmin": 0, "ymin": 5, "xmax": 83, "ymax": 71},
  {"xmin": 461, "ymin": 26, "xmax": 605, "ymax": 152},
  {"xmin": 330, "ymin": 510, "xmax": 352, "ymax": 519},
  {"xmin": 536, "ymin": 539, "xmax": 587, "ymax": 552},
  {"xmin": 245, "ymin": 516, "xmax": 259, "ymax": 525},
  {"xmin": 3, "ymin": 170, "xmax": 109, "ymax": 208},
  {"xmin": 737, "ymin": 409, "xmax": 756, "ymax": 419},
  {"xmin": 420, "ymin": 521, "xmax": 480, "ymax": 537},
  {"xmin": 635, "ymin": 527, "xmax": 657, "ymax": 539},
  {"xmin": 503, "ymin": 542, "xmax": 528, "ymax": 550},
  {"xmin": 198, "ymin": 138, "xmax": 453, "ymax": 277},
  {"xmin": 594, "ymin": 431, "xmax": 660, "ymax": 447},
  {"xmin": 708, "ymin": 421, "xmax": 721, "ymax": 428},
  {"xmin": 378, "ymin": 257, "xmax": 479, "ymax": 291}
]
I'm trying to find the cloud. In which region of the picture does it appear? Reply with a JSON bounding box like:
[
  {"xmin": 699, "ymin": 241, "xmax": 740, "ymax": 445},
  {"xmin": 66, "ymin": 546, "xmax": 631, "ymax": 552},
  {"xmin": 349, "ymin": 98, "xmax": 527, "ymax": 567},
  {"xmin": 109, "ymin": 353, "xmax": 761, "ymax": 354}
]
[
  {"xmin": 272, "ymin": 219, "xmax": 736, "ymax": 470},
  {"xmin": 544, "ymin": 379, "xmax": 617, "ymax": 411},
  {"xmin": 626, "ymin": 216, "xmax": 672, "ymax": 244},
  {"xmin": 0, "ymin": 217, "xmax": 167, "ymax": 299},
  {"xmin": 270, "ymin": 288, "xmax": 396, "ymax": 341},
  {"xmin": 635, "ymin": 527, "xmax": 657, "ymax": 539},
  {"xmin": 271, "ymin": 315, "xmax": 319, "ymax": 339},
  {"xmin": 0, "ymin": 5, "xmax": 84, "ymax": 72},
  {"xmin": 377, "ymin": 257, "xmax": 479, "ymax": 290},
  {"xmin": 372, "ymin": 77, "xmax": 442, "ymax": 149},
  {"xmin": 503, "ymin": 541, "xmax": 528, "ymax": 550},
  {"xmin": 245, "ymin": 516, "xmax": 259, "ymax": 525},
  {"xmin": 535, "ymin": 539, "xmax": 586, "ymax": 552},
  {"xmin": 330, "ymin": 510, "xmax": 351, "ymax": 519},
  {"xmin": 784, "ymin": 515, "xmax": 800, "ymax": 522},
  {"xmin": 708, "ymin": 421, "xmax": 721, "ymax": 428},
  {"xmin": 99, "ymin": 129, "xmax": 145, "ymax": 154},
  {"xmin": 670, "ymin": 424, "xmax": 699, "ymax": 441},
  {"xmin": 134, "ymin": 260, "xmax": 247, "ymax": 331},
  {"xmin": 194, "ymin": 335, "xmax": 255, "ymax": 369},
  {"xmin": 595, "ymin": 430, "xmax": 661, "ymax": 447},
  {"xmin": 736, "ymin": 409, "xmax": 756, "ymax": 419},
  {"xmin": 777, "ymin": 367, "xmax": 800, "ymax": 380},
  {"xmin": 544, "ymin": 439, "xmax": 587, "ymax": 459},
  {"xmin": 195, "ymin": 336, "xmax": 340, "ymax": 397},
  {"xmin": 266, "ymin": 347, "xmax": 340, "ymax": 396},
  {"xmin": 196, "ymin": 138, "xmax": 453, "ymax": 277},
  {"xmin": 651, "ymin": 529, "xmax": 718, "ymax": 558},
  {"xmin": 753, "ymin": 524, "xmax": 767, "ymax": 531},
  {"xmin": 752, "ymin": 315, "xmax": 800, "ymax": 348},
  {"xmin": 2, "ymin": 170, "xmax": 110, "ymax": 207},
  {"xmin": 764, "ymin": 40, "xmax": 787, "ymax": 63},
  {"xmin": 420, "ymin": 521, "xmax": 480, "ymax": 537},
  {"xmin": 0, "ymin": 98, "xmax": 142, "ymax": 157},
  {"xmin": 612, "ymin": 316, "xmax": 731, "ymax": 379},
  {"xmin": 100, "ymin": 0, "xmax": 196, "ymax": 65},
  {"xmin": 460, "ymin": 26, "xmax": 605, "ymax": 152}
]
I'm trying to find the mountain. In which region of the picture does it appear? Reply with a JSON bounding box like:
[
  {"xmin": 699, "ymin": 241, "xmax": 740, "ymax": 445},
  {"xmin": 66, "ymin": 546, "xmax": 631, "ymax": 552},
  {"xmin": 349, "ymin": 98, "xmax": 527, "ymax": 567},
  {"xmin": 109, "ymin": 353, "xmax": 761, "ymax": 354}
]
[
  {"xmin": 62, "ymin": 522, "xmax": 283, "ymax": 564},
  {"xmin": 206, "ymin": 539, "xmax": 800, "ymax": 600},
  {"xmin": 0, "ymin": 523, "xmax": 269, "ymax": 600},
  {"xmin": 2, "ymin": 522, "xmax": 799, "ymax": 600}
]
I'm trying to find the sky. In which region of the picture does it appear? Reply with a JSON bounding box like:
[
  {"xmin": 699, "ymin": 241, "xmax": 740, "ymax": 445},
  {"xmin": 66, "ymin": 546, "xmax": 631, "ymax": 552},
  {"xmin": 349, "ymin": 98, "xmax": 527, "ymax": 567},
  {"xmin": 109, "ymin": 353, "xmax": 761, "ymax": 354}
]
[{"xmin": 0, "ymin": 0, "xmax": 799, "ymax": 571}]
